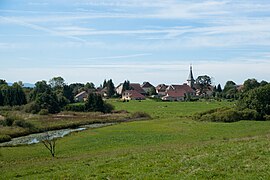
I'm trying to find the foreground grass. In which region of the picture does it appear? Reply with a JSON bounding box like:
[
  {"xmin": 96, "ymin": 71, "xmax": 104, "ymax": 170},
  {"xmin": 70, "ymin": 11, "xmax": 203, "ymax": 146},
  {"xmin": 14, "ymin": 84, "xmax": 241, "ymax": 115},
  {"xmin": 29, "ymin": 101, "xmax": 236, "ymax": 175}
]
[{"xmin": 1, "ymin": 100, "xmax": 270, "ymax": 179}]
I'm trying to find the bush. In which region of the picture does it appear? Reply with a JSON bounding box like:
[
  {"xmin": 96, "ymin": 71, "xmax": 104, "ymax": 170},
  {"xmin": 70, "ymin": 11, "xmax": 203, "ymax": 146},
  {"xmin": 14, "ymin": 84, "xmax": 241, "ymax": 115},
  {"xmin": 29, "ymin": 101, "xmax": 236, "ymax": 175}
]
[
  {"xmin": 13, "ymin": 119, "xmax": 35, "ymax": 130},
  {"xmin": 103, "ymin": 103, "xmax": 114, "ymax": 113},
  {"xmin": 0, "ymin": 135, "xmax": 11, "ymax": 143},
  {"xmin": 194, "ymin": 108, "xmax": 263, "ymax": 123},
  {"xmin": 24, "ymin": 102, "xmax": 40, "ymax": 114},
  {"xmin": 0, "ymin": 117, "xmax": 15, "ymax": 126},
  {"xmin": 64, "ymin": 103, "xmax": 86, "ymax": 112},
  {"xmin": 39, "ymin": 109, "xmax": 49, "ymax": 115},
  {"xmin": 264, "ymin": 115, "xmax": 270, "ymax": 121},
  {"xmin": 130, "ymin": 112, "xmax": 151, "ymax": 119}
]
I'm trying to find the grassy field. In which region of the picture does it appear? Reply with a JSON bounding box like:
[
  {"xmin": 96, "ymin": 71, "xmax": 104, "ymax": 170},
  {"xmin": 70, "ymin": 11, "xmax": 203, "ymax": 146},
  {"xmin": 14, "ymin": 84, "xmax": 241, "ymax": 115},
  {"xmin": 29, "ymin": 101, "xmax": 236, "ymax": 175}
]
[{"xmin": 1, "ymin": 100, "xmax": 270, "ymax": 179}]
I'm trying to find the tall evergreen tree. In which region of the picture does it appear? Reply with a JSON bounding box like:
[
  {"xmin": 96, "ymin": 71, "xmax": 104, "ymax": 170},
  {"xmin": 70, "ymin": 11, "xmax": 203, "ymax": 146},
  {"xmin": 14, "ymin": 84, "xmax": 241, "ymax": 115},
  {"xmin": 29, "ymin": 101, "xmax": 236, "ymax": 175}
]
[
  {"xmin": 123, "ymin": 80, "xmax": 130, "ymax": 91},
  {"xmin": 217, "ymin": 84, "xmax": 222, "ymax": 92},
  {"xmin": 102, "ymin": 79, "xmax": 107, "ymax": 89},
  {"xmin": 106, "ymin": 79, "xmax": 115, "ymax": 98}
]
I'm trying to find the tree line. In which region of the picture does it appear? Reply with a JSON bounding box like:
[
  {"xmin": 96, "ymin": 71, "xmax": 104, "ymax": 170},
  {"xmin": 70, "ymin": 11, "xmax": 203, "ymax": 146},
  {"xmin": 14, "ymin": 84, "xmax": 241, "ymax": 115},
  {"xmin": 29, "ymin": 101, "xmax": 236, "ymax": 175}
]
[{"xmin": 0, "ymin": 77, "xmax": 116, "ymax": 114}]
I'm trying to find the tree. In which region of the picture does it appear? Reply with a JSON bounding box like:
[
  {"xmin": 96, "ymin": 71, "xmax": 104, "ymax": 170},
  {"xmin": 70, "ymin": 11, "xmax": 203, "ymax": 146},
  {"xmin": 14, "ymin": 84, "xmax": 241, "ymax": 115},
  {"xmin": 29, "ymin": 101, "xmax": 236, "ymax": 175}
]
[
  {"xmin": 223, "ymin": 81, "xmax": 236, "ymax": 93},
  {"xmin": 63, "ymin": 85, "xmax": 74, "ymax": 103},
  {"xmin": 102, "ymin": 79, "xmax": 107, "ymax": 89},
  {"xmin": 85, "ymin": 93, "xmax": 113, "ymax": 113},
  {"xmin": 238, "ymin": 84, "xmax": 270, "ymax": 116},
  {"xmin": 49, "ymin": 77, "xmax": 65, "ymax": 89},
  {"xmin": 243, "ymin": 78, "xmax": 260, "ymax": 92},
  {"xmin": 85, "ymin": 82, "xmax": 95, "ymax": 90},
  {"xmin": 0, "ymin": 79, "xmax": 7, "ymax": 86},
  {"xmin": 0, "ymin": 83, "xmax": 27, "ymax": 106},
  {"xmin": 217, "ymin": 84, "xmax": 222, "ymax": 93},
  {"xmin": 12, "ymin": 82, "xmax": 27, "ymax": 106},
  {"xmin": 260, "ymin": 80, "xmax": 268, "ymax": 87},
  {"xmin": 29, "ymin": 81, "xmax": 60, "ymax": 114},
  {"xmin": 195, "ymin": 75, "xmax": 212, "ymax": 95},
  {"xmin": 123, "ymin": 80, "xmax": 130, "ymax": 91},
  {"xmin": 36, "ymin": 90, "xmax": 60, "ymax": 114},
  {"xmin": 30, "ymin": 81, "xmax": 51, "ymax": 101},
  {"xmin": 42, "ymin": 133, "xmax": 56, "ymax": 158},
  {"xmin": 106, "ymin": 79, "xmax": 115, "ymax": 98}
]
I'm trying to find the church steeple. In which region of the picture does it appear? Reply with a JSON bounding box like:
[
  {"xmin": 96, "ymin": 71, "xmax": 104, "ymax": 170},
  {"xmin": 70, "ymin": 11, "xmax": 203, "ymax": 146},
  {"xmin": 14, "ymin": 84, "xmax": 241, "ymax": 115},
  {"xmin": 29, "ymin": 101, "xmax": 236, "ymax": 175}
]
[{"xmin": 187, "ymin": 65, "xmax": 195, "ymax": 88}]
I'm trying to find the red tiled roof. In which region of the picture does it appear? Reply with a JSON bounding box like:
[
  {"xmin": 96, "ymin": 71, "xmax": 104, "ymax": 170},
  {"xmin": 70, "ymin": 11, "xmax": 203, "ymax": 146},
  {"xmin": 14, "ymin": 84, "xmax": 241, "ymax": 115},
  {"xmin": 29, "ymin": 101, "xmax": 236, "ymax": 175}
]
[
  {"xmin": 130, "ymin": 83, "xmax": 145, "ymax": 94},
  {"xmin": 169, "ymin": 84, "xmax": 195, "ymax": 93},
  {"xmin": 166, "ymin": 89, "xmax": 186, "ymax": 97}
]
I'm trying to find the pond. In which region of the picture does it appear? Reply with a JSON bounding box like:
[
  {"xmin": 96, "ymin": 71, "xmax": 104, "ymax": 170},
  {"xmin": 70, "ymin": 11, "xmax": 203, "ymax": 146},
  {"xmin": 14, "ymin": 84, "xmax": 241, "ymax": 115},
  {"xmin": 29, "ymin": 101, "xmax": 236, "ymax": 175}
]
[{"xmin": 0, "ymin": 123, "xmax": 115, "ymax": 147}]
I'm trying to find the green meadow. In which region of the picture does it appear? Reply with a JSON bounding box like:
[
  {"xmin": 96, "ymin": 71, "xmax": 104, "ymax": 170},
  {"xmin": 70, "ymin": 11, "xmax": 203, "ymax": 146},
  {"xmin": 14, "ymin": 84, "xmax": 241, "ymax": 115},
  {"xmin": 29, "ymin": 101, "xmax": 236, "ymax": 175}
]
[{"xmin": 1, "ymin": 100, "xmax": 270, "ymax": 179}]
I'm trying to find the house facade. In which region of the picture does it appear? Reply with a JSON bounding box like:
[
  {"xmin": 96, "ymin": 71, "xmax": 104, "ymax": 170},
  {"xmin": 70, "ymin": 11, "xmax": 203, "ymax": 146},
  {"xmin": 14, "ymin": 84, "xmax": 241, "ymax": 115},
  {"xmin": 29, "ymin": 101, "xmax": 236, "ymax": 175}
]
[
  {"xmin": 141, "ymin": 82, "xmax": 154, "ymax": 94},
  {"xmin": 75, "ymin": 91, "xmax": 88, "ymax": 102},
  {"xmin": 122, "ymin": 90, "xmax": 146, "ymax": 100}
]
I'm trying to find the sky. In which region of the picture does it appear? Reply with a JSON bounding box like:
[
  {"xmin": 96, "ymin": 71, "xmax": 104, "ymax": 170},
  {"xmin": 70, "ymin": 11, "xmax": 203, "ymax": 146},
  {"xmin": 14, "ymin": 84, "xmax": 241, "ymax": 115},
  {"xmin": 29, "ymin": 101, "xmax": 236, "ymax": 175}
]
[{"xmin": 0, "ymin": 0, "xmax": 270, "ymax": 87}]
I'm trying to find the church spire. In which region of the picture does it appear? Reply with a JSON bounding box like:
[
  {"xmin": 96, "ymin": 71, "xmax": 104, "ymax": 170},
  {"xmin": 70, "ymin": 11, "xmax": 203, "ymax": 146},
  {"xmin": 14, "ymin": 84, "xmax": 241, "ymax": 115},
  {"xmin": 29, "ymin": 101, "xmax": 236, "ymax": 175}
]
[{"xmin": 187, "ymin": 65, "xmax": 195, "ymax": 88}]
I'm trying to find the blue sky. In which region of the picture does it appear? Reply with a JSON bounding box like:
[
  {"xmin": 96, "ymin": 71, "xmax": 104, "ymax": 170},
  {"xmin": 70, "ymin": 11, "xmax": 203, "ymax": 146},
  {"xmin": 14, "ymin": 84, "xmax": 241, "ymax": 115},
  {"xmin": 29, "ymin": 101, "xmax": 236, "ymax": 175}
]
[{"xmin": 1, "ymin": 0, "xmax": 270, "ymax": 87}]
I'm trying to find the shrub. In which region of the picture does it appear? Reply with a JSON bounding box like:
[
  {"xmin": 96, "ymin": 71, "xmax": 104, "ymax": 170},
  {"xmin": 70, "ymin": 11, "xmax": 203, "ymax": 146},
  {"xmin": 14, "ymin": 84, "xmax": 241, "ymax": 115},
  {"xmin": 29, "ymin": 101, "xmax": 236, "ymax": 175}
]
[
  {"xmin": 194, "ymin": 108, "xmax": 263, "ymax": 123},
  {"xmin": 13, "ymin": 119, "xmax": 35, "ymax": 129},
  {"xmin": 24, "ymin": 102, "xmax": 41, "ymax": 114},
  {"xmin": 0, "ymin": 117, "xmax": 15, "ymax": 126},
  {"xmin": 264, "ymin": 115, "xmax": 270, "ymax": 121},
  {"xmin": 131, "ymin": 112, "xmax": 151, "ymax": 119},
  {"xmin": 0, "ymin": 135, "xmax": 11, "ymax": 143},
  {"xmin": 103, "ymin": 103, "xmax": 114, "ymax": 113},
  {"xmin": 39, "ymin": 109, "xmax": 49, "ymax": 115},
  {"xmin": 64, "ymin": 103, "xmax": 86, "ymax": 112}
]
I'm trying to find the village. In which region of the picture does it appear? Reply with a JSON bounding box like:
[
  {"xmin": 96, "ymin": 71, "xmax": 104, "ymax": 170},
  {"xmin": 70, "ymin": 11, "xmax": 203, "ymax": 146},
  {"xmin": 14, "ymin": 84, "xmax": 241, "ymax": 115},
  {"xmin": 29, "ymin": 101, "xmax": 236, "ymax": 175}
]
[{"xmin": 74, "ymin": 65, "xmax": 220, "ymax": 102}]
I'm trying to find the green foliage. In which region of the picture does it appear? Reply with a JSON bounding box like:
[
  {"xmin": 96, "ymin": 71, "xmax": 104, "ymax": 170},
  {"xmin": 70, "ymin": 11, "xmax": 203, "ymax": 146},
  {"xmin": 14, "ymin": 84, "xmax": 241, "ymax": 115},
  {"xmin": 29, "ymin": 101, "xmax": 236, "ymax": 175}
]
[
  {"xmin": 35, "ymin": 91, "xmax": 60, "ymax": 114},
  {"xmin": 65, "ymin": 103, "xmax": 86, "ymax": 112},
  {"xmin": 0, "ymin": 82, "xmax": 27, "ymax": 106},
  {"xmin": 195, "ymin": 75, "xmax": 212, "ymax": 95},
  {"xmin": 223, "ymin": 81, "xmax": 236, "ymax": 93},
  {"xmin": 0, "ymin": 134, "xmax": 11, "ymax": 143},
  {"xmin": 0, "ymin": 117, "xmax": 15, "ymax": 126},
  {"xmin": 49, "ymin": 76, "xmax": 65, "ymax": 89},
  {"xmin": 106, "ymin": 79, "xmax": 116, "ymax": 98},
  {"xmin": 238, "ymin": 84, "xmax": 270, "ymax": 116},
  {"xmin": 194, "ymin": 108, "xmax": 262, "ymax": 122},
  {"xmin": 13, "ymin": 119, "xmax": 35, "ymax": 129},
  {"xmin": 123, "ymin": 80, "xmax": 131, "ymax": 91},
  {"xmin": 29, "ymin": 81, "xmax": 51, "ymax": 101},
  {"xmin": 243, "ymin": 78, "xmax": 260, "ymax": 92}
]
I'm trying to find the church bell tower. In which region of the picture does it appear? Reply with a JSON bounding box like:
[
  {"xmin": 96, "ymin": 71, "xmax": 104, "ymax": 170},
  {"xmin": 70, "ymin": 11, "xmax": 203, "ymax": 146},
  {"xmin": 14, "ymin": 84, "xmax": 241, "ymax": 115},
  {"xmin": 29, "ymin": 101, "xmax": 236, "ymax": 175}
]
[{"xmin": 187, "ymin": 65, "xmax": 195, "ymax": 89}]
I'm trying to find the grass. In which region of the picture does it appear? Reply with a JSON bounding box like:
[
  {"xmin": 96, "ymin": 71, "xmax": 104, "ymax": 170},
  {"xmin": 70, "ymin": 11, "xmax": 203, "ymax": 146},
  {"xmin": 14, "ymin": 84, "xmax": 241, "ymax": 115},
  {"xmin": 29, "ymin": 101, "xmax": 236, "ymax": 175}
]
[{"xmin": 1, "ymin": 99, "xmax": 270, "ymax": 179}]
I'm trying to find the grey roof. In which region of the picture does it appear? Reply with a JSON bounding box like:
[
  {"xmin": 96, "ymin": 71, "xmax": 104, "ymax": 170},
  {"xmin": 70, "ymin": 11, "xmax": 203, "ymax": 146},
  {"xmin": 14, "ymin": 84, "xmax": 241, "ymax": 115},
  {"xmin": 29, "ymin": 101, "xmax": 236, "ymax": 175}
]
[{"xmin": 187, "ymin": 65, "xmax": 195, "ymax": 81}]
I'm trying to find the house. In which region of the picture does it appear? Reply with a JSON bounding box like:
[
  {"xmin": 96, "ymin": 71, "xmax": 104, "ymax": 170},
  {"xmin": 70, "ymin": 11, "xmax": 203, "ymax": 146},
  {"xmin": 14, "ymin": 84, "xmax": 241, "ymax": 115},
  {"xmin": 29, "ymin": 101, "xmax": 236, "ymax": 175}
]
[
  {"xmin": 130, "ymin": 83, "xmax": 146, "ymax": 95},
  {"xmin": 115, "ymin": 83, "xmax": 124, "ymax": 95},
  {"xmin": 122, "ymin": 90, "xmax": 146, "ymax": 100},
  {"xmin": 156, "ymin": 84, "xmax": 168, "ymax": 96},
  {"xmin": 116, "ymin": 83, "xmax": 146, "ymax": 95},
  {"xmin": 141, "ymin": 82, "xmax": 155, "ymax": 94},
  {"xmin": 162, "ymin": 89, "xmax": 186, "ymax": 101},
  {"xmin": 161, "ymin": 83, "xmax": 196, "ymax": 101},
  {"xmin": 75, "ymin": 91, "xmax": 88, "ymax": 102},
  {"xmin": 166, "ymin": 84, "xmax": 195, "ymax": 96}
]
